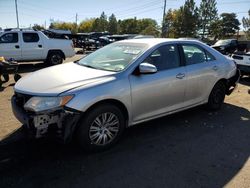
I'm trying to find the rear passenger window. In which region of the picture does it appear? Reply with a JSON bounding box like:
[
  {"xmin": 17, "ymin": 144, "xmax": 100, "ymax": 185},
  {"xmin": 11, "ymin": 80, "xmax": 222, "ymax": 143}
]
[
  {"xmin": 182, "ymin": 45, "xmax": 206, "ymax": 65},
  {"xmin": 182, "ymin": 44, "xmax": 216, "ymax": 65},
  {"xmin": 205, "ymin": 51, "xmax": 216, "ymax": 61},
  {"xmin": 23, "ymin": 33, "xmax": 39, "ymax": 42},
  {"xmin": 0, "ymin": 33, "xmax": 18, "ymax": 43},
  {"xmin": 144, "ymin": 45, "xmax": 180, "ymax": 71}
]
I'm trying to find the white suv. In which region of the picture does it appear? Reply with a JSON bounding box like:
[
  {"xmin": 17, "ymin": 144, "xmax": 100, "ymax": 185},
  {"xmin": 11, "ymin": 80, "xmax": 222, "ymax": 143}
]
[{"xmin": 0, "ymin": 29, "xmax": 75, "ymax": 65}]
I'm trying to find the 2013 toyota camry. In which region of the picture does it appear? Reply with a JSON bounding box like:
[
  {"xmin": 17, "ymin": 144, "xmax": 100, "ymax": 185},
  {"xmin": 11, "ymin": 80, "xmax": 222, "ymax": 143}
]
[{"xmin": 11, "ymin": 38, "xmax": 239, "ymax": 151}]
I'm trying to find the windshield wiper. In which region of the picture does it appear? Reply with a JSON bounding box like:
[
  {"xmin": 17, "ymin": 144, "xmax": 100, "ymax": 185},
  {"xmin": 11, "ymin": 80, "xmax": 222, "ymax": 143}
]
[
  {"xmin": 76, "ymin": 62, "xmax": 117, "ymax": 72},
  {"xmin": 74, "ymin": 60, "xmax": 80, "ymax": 64},
  {"xmin": 78, "ymin": 63, "xmax": 104, "ymax": 70}
]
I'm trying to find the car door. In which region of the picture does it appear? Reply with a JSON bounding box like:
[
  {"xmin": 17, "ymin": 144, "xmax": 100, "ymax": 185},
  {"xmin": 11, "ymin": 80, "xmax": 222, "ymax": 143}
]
[
  {"xmin": 0, "ymin": 32, "xmax": 22, "ymax": 60},
  {"xmin": 180, "ymin": 43, "xmax": 218, "ymax": 106},
  {"xmin": 129, "ymin": 44, "xmax": 187, "ymax": 122},
  {"xmin": 21, "ymin": 32, "xmax": 44, "ymax": 60}
]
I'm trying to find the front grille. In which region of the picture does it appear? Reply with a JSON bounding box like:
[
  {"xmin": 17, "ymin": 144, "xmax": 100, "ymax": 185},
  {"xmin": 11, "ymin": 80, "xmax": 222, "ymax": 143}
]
[{"xmin": 14, "ymin": 92, "xmax": 32, "ymax": 109}]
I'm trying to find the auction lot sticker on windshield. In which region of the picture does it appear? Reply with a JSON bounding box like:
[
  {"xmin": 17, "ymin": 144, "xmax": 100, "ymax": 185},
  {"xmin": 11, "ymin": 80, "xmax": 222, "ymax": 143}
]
[{"xmin": 122, "ymin": 47, "xmax": 141, "ymax": 55}]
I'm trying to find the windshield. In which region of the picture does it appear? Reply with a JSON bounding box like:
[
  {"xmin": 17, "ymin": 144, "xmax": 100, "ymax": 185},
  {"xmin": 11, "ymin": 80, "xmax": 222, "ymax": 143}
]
[
  {"xmin": 78, "ymin": 42, "xmax": 148, "ymax": 72},
  {"xmin": 214, "ymin": 40, "xmax": 231, "ymax": 46}
]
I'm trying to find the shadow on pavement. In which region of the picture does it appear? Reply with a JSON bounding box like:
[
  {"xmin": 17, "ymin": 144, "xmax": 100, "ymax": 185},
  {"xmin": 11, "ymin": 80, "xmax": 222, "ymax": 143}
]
[
  {"xmin": 17, "ymin": 63, "xmax": 48, "ymax": 74},
  {"xmin": 0, "ymin": 63, "xmax": 47, "ymax": 92},
  {"xmin": 0, "ymin": 103, "xmax": 250, "ymax": 188}
]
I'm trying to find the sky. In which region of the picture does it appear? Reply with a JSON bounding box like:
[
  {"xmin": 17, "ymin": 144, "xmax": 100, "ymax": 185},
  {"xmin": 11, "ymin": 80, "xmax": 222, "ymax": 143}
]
[{"xmin": 0, "ymin": 0, "xmax": 249, "ymax": 30}]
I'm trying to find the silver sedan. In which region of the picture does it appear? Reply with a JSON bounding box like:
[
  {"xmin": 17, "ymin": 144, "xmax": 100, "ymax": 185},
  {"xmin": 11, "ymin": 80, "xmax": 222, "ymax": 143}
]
[{"xmin": 12, "ymin": 38, "xmax": 239, "ymax": 151}]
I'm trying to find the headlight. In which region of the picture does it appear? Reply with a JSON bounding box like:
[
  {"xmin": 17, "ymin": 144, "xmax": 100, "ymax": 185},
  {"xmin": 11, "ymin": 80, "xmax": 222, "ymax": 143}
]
[{"xmin": 24, "ymin": 95, "xmax": 73, "ymax": 112}]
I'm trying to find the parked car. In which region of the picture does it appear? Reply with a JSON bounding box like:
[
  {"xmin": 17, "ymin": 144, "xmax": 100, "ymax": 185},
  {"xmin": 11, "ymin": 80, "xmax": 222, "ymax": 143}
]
[
  {"xmin": 42, "ymin": 29, "xmax": 72, "ymax": 40},
  {"xmin": 11, "ymin": 38, "xmax": 239, "ymax": 151},
  {"xmin": 0, "ymin": 28, "xmax": 75, "ymax": 65},
  {"xmin": 212, "ymin": 39, "xmax": 238, "ymax": 55},
  {"xmin": 231, "ymin": 52, "xmax": 250, "ymax": 76}
]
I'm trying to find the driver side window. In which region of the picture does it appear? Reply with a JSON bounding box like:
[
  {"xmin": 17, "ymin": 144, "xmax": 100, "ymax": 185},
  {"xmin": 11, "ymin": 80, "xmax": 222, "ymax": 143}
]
[{"xmin": 144, "ymin": 44, "xmax": 180, "ymax": 71}]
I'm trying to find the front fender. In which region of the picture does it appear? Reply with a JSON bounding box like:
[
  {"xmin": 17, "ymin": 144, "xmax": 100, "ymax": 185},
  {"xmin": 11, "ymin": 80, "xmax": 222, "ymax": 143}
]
[{"xmin": 64, "ymin": 78, "xmax": 132, "ymax": 123}]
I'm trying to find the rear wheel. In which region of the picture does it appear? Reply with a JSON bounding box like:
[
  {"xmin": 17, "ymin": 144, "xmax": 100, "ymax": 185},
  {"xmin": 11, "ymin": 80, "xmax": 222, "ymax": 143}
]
[
  {"xmin": 207, "ymin": 81, "xmax": 226, "ymax": 111},
  {"xmin": 46, "ymin": 52, "xmax": 64, "ymax": 66},
  {"xmin": 76, "ymin": 104, "xmax": 125, "ymax": 151}
]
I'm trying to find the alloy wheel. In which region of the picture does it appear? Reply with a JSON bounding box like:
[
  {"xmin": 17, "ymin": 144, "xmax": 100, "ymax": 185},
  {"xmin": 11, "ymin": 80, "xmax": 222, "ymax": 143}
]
[{"xmin": 89, "ymin": 112, "xmax": 120, "ymax": 146}]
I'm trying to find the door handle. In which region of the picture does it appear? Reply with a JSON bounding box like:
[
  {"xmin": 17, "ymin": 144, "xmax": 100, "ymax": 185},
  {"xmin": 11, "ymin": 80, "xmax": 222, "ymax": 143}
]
[
  {"xmin": 15, "ymin": 45, "xmax": 19, "ymax": 49},
  {"xmin": 38, "ymin": 44, "xmax": 42, "ymax": 48},
  {"xmin": 176, "ymin": 73, "xmax": 185, "ymax": 79},
  {"xmin": 213, "ymin": 66, "xmax": 218, "ymax": 71}
]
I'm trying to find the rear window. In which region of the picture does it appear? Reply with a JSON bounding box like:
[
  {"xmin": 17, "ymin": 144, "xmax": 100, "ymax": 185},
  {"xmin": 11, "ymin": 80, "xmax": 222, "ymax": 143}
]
[{"xmin": 23, "ymin": 33, "xmax": 39, "ymax": 42}]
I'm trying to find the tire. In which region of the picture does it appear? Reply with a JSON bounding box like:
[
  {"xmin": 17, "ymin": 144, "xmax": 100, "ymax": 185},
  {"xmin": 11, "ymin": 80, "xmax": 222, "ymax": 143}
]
[
  {"xmin": 76, "ymin": 104, "xmax": 125, "ymax": 151},
  {"xmin": 2, "ymin": 74, "xmax": 9, "ymax": 83},
  {"xmin": 46, "ymin": 51, "xmax": 64, "ymax": 66},
  {"xmin": 207, "ymin": 81, "xmax": 226, "ymax": 111},
  {"xmin": 14, "ymin": 74, "xmax": 21, "ymax": 82}
]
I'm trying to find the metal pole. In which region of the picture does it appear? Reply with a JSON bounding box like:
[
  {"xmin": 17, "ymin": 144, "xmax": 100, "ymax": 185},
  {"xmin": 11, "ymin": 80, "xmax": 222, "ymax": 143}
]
[
  {"xmin": 161, "ymin": 0, "xmax": 166, "ymax": 37},
  {"xmin": 15, "ymin": 0, "xmax": 19, "ymax": 28}
]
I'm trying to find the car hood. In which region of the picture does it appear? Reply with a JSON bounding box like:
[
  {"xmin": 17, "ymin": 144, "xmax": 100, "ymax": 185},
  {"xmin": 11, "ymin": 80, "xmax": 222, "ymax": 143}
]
[{"xmin": 14, "ymin": 62, "xmax": 116, "ymax": 96}]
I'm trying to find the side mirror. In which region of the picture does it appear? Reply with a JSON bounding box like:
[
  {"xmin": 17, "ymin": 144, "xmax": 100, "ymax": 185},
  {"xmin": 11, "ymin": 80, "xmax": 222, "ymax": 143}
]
[{"xmin": 139, "ymin": 62, "xmax": 157, "ymax": 74}]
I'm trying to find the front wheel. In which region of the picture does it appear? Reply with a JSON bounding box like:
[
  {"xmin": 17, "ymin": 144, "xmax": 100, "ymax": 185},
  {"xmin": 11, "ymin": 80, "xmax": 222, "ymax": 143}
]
[
  {"xmin": 76, "ymin": 104, "xmax": 125, "ymax": 151},
  {"xmin": 206, "ymin": 81, "xmax": 226, "ymax": 111}
]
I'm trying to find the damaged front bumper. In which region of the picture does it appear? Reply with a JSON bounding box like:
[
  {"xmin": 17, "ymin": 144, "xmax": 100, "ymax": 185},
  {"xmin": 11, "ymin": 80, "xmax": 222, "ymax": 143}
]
[{"xmin": 11, "ymin": 94, "xmax": 82, "ymax": 143}]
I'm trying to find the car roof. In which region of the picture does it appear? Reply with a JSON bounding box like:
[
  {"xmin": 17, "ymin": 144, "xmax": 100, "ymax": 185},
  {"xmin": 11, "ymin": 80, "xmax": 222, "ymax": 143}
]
[{"xmin": 117, "ymin": 38, "xmax": 203, "ymax": 47}]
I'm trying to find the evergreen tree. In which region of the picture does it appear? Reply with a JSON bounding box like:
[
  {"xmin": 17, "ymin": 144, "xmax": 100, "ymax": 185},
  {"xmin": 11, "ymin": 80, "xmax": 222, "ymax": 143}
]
[
  {"xmin": 198, "ymin": 0, "xmax": 218, "ymax": 39},
  {"xmin": 108, "ymin": 14, "xmax": 118, "ymax": 34}
]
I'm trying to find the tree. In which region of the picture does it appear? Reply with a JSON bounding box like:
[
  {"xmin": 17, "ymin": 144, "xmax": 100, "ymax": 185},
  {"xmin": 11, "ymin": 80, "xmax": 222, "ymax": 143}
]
[
  {"xmin": 32, "ymin": 24, "xmax": 45, "ymax": 31},
  {"xmin": 92, "ymin": 18, "xmax": 101, "ymax": 32},
  {"xmin": 163, "ymin": 0, "xmax": 199, "ymax": 38},
  {"xmin": 78, "ymin": 19, "xmax": 95, "ymax": 33},
  {"xmin": 210, "ymin": 13, "xmax": 240, "ymax": 40},
  {"xmin": 137, "ymin": 19, "xmax": 157, "ymax": 31},
  {"xmin": 242, "ymin": 10, "xmax": 250, "ymax": 39},
  {"xmin": 220, "ymin": 13, "xmax": 240, "ymax": 38},
  {"xmin": 210, "ymin": 19, "xmax": 223, "ymax": 41},
  {"xmin": 198, "ymin": 0, "xmax": 218, "ymax": 39},
  {"xmin": 140, "ymin": 25, "xmax": 160, "ymax": 36},
  {"xmin": 179, "ymin": 0, "xmax": 199, "ymax": 37},
  {"xmin": 119, "ymin": 18, "xmax": 138, "ymax": 34},
  {"xmin": 137, "ymin": 18, "xmax": 159, "ymax": 36},
  {"xmin": 49, "ymin": 21, "xmax": 77, "ymax": 34},
  {"xmin": 92, "ymin": 12, "xmax": 109, "ymax": 32},
  {"xmin": 163, "ymin": 9, "xmax": 174, "ymax": 37},
  {"xmin": 99, "ymin": 12, "xmax": 108, "ymax": 31},
  {"xmin": 108, "ymin": 14, "xmax": 118, "ymax": 34}
]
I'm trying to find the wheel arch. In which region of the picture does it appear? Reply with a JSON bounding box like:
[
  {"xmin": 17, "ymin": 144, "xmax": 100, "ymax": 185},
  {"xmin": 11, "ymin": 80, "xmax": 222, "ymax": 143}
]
[
  {"xmin": 215, "ymin": 76, "xmax": 238, "ymax": 96},
  {"xmin": 79, "ymin": 99, "xmax": 129, "ymax": 127},
  {"xmin": 72, "ymin": 98, "xmax": 130, "ymax": 143},
  {"xmin": 47, "ymin": 49, "xmax": 66, "ymax": 60}
]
